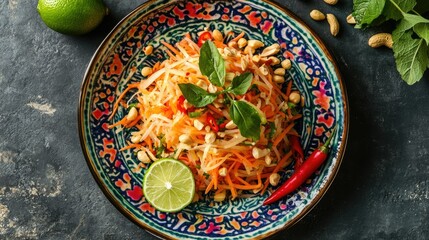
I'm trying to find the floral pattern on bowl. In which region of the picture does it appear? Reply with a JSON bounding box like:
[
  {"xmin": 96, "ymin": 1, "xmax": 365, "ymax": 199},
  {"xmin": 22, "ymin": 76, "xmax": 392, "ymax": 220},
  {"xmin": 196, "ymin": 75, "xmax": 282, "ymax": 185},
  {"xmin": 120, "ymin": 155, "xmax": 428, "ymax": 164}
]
[{"xmin": 79, "ymin": 0, "xmax": 348, "ymax": 239}]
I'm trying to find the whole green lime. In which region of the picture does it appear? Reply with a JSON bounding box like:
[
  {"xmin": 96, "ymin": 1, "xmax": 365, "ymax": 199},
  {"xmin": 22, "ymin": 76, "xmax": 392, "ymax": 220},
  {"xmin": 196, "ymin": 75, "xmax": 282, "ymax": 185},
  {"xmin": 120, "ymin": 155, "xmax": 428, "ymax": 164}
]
[{"xmin": 37, "ymin": 0, "xmax": 108, "ymax": 35}]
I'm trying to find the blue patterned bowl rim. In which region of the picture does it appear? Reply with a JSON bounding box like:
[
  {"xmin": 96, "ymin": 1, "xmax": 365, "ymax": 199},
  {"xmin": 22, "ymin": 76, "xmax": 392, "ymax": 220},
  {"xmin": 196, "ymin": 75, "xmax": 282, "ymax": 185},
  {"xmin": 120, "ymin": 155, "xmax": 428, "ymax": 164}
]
[{"xmin": 78, "ymin": 0, "xmax": 349, "ymax": 239}]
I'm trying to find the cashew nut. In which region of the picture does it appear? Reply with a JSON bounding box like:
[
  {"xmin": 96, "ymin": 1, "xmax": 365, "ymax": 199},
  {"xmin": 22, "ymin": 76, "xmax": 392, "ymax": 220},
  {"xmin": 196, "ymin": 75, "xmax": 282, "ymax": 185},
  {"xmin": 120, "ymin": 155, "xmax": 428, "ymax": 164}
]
[
  {"xmin": 326, "ymin": 14, "xmax": 340, "ymax": 37},
  {"xmin": 310, "ymin": 10, "xmax": 325, "ymax": 21},
  {"xmin": 324, "ymin": 0, "xmax": 338, "ymax": 5},
  {"xmin": 368, "ymin": 33, "xmax": 393, "ymax": 49},
  {"xmin": 346, "ymin": 14, "xmax": 356, "ymax": 24}
]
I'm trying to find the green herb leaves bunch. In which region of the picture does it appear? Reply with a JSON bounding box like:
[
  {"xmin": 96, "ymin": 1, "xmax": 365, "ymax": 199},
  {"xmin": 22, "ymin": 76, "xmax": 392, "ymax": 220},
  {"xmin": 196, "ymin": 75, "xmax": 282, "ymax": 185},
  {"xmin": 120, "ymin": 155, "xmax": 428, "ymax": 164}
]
[
  {"xmin": 352, "ymin": 0, "xmax": 429, "ymax": 85},
  {"xmin": 178, "ymin": 40, "xmax": 262, "ymax": 141}
]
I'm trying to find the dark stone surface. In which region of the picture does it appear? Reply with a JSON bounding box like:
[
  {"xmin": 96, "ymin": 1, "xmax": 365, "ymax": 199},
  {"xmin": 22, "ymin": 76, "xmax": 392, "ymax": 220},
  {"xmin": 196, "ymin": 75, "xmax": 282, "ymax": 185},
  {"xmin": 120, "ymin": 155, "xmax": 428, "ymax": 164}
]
[{"xmin": 1, "ymin": 0, "xmax": 428, "ymax": 239}]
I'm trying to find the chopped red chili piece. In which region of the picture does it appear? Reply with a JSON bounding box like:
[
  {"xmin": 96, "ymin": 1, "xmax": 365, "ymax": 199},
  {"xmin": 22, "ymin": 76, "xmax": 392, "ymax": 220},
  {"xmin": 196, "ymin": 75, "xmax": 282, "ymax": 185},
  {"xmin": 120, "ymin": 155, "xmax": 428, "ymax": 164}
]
[
  {"xmin": 197, "ymin": 32, "xmax": 212, "ymax": 47},
  {"xmin": 206, "ymin": 112, "xmax": 219, "ymax": 132},
  {"xmin": 177, "ymin": 96, "xmax": 187, "ymax": 114}
]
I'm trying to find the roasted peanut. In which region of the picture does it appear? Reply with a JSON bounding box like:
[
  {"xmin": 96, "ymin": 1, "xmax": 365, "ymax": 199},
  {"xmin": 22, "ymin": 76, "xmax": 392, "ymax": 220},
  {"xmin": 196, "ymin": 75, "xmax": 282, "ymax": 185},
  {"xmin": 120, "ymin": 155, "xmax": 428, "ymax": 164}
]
[
  {"xmin": 214, "ymin": 190, "xmax": 226, "ymax": 202},
  {"xmin": 273, "ymin": 75, "xmax": 285, "ymax": 83},
  {"xmin": 252, "ymin": 55, "xmax": 261, "ymax": 63},
  {"xmin": 137, "ymin": 151, "xmax": 151, "ymax": 163},
  {"xmin": 212, "ymin": 29, "xmax": 223, "ymax": 42},
  {"xmin": 274, "ymin": 68, "xmax": 286, "ymax": 75},
  {"xmin": 247, "ymin": 39, "xmax": 264, "ymax": 49},
  {"xmin": 310, "ymin": 10, "xmax": 325, "ymax": 21},
  {"xmin": 237, "ymin": 38, "xmax": 247, "ymax": 48},
  {"xmin": 281, "ymin": 59, "xmax": 292, "ymax": 70},
  {"xmin": 289, "ymin": 91, "xmax": 301, "ymax": 104},
  {"xmin": 346, "ymin": 14, "xmax": 356, "ymax": 24},
  {"xmin": 126, "ymin": 107, "xmax": 138, "ymax": 121},
  {"xmin": 179, "ymin": 134, "xmax": 192, "ymax": 144},
  {"xmin": 241, "ymin": 57, "xmax": 249, "ymax": 70},
  {"xmin": 324, "ymin": 0, "xmax": 338, "ymax": 5},
  {"xmin": 268, "ymin": 56, "xmax": 280, "ymax": 65},
  {"xmin": 269, "ymin": 173, "xmax": 281, "ymax": 186},
  {"xmin": 141, "ymin": 66, "xmax": 153, "ymax": 77},
  {"xmin": 193, "ymin": 119, "xmax": 204, "ymax": 130},
  {"xmin": 260, "ymin": 43, "xmax": 281, "ymax": 57},
  {"xmin": 259, "ymin": 64, "xmax": 269, "ymax": 76},
  {"xmin": 368, "ymin": 33, "xmax": 393, "ymax": 49},
  {"xmin": 143, "ymin": 45, "xmax": 153, "ymax": 55},
  {"xmin": 326, "ymin": 13, "xmax": 340, "ymax": 36},
  {"xmin": 218, "ymin": 167, "xmax": 227, "ymax": 177}
]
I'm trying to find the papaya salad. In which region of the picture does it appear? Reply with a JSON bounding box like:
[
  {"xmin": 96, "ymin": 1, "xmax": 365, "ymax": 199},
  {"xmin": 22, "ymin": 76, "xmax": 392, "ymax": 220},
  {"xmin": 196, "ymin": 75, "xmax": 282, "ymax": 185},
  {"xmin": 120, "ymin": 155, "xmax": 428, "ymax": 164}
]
[{"xmin": 108, "ymin": 30, "xmax": 304, "ymax": 202}]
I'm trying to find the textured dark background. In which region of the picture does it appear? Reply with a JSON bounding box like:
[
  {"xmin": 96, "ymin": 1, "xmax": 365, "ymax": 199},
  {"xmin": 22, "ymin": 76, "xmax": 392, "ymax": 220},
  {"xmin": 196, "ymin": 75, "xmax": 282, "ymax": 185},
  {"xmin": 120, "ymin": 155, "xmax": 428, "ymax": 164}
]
[{"xmin": 1, "ymin": 0, "xmax": 429, "ymax": 239}]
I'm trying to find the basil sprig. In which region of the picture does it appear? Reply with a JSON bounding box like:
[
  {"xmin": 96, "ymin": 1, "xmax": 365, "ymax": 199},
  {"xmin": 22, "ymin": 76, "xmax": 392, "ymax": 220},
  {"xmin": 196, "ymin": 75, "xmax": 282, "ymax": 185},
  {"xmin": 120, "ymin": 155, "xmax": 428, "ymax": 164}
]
[
  {"xmin": 178, "ymin": 40, "xmax": 263, "ymax": 140},
  {"xmin": 230, "ymin": 100, "xmax": 261, "ymax": 141},
  {"xmin": 199, "ymin": 41, "xmax": 225, "ymax": 87},
  {"xmin": 228, "ymin": 72, "xmax": 253, "ymax": 95},
  {"xmin": 178, "ymin": 83, "xmax": 218, "ymax": 107}
]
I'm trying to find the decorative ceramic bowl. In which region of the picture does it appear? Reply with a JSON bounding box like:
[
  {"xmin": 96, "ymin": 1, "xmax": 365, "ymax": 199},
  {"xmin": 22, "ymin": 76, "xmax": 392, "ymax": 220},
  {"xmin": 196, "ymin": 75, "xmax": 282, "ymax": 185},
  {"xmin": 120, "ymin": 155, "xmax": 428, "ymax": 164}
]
[{"xmin": 79, "ymin": 0, "xmax": 348, "ymax": 239}]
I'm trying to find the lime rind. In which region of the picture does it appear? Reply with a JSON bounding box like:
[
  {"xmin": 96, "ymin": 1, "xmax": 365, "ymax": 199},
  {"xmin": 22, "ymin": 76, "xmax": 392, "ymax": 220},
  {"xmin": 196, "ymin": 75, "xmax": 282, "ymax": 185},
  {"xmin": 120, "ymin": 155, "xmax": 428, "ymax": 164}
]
[{"xmin": 143, "ymin": 158, "xmax": 195, "ymax": 213}]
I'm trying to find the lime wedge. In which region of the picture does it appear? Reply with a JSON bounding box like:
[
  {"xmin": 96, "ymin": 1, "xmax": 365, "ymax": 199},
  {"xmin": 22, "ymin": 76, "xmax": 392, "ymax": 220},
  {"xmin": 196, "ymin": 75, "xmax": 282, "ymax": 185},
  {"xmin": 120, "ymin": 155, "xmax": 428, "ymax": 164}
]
[{"xmin": 143, "ymin": 158, "xmax": 195, "ymax": 212}]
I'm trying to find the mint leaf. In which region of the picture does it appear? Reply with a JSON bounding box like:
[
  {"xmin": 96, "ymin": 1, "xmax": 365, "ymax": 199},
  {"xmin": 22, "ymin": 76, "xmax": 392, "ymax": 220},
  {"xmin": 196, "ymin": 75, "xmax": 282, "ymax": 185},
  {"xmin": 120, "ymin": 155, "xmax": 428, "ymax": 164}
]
[
  {"xmin": 382, "ymin": 0, "xmax": 416, "ymax": 21},
  {"xmin": 414, "ymin": 23, "xmax": 429, "ymax": 44},
  {"xmin": 353, "ymin": 0, "xmax": 386, "ymax": 28},
  {"xmin": 395, "ymin": 13, "xmax": 429, "ymax": 44},
  {"xmin": 395, "ymin": 13, "xmax": 428, "ymax": 32},
  {"xmin": 178, "ymin": 83, "xmax": 218, "ymax": 107},
  {"xmin": 228, "ymin": 72, "xmax": 253, "ymax": 95},
  {"xmin": 392, "ymin": 29, "xmax": 429, "ymax": 85},
  {"xmin": 229, "ymin": 100, "xmax": 261, "ymax": 141},
  {"xmin": 199, "ymin": 41, "xmax": 225, "ymax": 87}
]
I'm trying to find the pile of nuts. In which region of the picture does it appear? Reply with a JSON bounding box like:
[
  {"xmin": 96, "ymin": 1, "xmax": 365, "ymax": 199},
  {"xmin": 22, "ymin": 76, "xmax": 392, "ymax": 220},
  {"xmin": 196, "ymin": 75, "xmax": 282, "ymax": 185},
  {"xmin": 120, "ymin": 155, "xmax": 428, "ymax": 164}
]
[{"xmin": 309, "ymin": 0, "xmax": 393, "ymax": 49}]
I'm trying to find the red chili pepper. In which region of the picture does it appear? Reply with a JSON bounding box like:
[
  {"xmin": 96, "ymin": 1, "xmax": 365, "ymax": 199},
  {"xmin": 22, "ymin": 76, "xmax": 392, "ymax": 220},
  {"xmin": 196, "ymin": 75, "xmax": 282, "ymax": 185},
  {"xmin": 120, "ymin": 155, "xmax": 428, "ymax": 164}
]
[
  {"xmin": 197, "ymin": 32, "xmax": 212, "ymax": 47},
  {"xmin": 218, "ymin": 120, "xmax": 228, "ymax": 129},
  {"xmin": 177, "ymin": 96, "xmax": 187, "ymax": 114},
  {"xmin": 290, "ymin": 135, "xmax": 304, "ymax": 170},
  {"xmin": 206, "ymin": 112, "xmax": 219, "ymax": 132},
  {"xmin": 263, "ymin": 126, "xmax": 337, "ymax": 205}
]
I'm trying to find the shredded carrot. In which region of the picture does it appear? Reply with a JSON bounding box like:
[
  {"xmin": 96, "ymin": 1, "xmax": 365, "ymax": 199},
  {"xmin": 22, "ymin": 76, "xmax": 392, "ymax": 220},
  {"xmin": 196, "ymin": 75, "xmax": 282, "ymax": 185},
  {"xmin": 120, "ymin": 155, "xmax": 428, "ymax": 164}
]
[
  {"xmin": 273, "ymin": 122, "xmax": 295, "ymax": 147},
  {"xmin": 286, "ymin": 80, "xmax": 293, "ymax": 97},
  {"xmin": 108, "ymin": 116, "xmax": 129, "ymax": 128},
  {"xmin": 207, "ymin": 104, "xmax": 224, "ymax": 117},
  {"xmin": 230, "ymin": 31, "xmax": 245, "ymax": 43},
  {"xmin": 109, "ymin": 82, "xmax": 140, "ymax": 120},
  {"xmin": 161, "ymin": 41, "xmax": 181, "ymax": 56},
  {"xmin": 119, "ymin": 143, "xmax": 144, "ymax": 151},
  {"xmin": 108, "ymin": 32, "xmax": 303, "ymax": 202}
]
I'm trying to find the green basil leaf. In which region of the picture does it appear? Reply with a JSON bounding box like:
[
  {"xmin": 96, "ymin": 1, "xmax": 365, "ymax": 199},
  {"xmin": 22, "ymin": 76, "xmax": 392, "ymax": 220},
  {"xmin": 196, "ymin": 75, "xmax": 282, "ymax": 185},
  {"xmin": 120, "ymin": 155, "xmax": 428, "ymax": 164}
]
[
  {"xmin": 382, "ymin": 0, "xmax": 416, "ymax": 21},
  {"xmin": 229, "ymin": 100, "xmax": 261, "ymax": 141},
  {"xmin": 199, "ymin": 41, "xmax": 226, "ymax": 87},
  {"xmin": 178, "ymin": 83, "xmax": 217, "ymax": 107},
  {"xmin": 228, "ymin": 72, "xmax": 253, "ymax": 95},
  {"xmin": 392, "ymin": 29, "xmax": 429, "ymax": 85},
  {"xmin": 353, "ymin": 0, "xmax": 386, "ymax": 28}
]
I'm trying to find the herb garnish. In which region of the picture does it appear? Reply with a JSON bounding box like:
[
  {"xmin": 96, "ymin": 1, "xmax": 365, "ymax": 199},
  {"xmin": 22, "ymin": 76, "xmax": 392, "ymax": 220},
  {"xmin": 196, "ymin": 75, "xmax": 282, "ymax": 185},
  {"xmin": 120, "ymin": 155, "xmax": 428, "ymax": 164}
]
[
  {"xmin": 178, "ymin": 40, "xmax": 263, "ymax": 140},
  {"xmin": 352, "ymin": 0, "xmax": 429, "ymax": 85}
]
